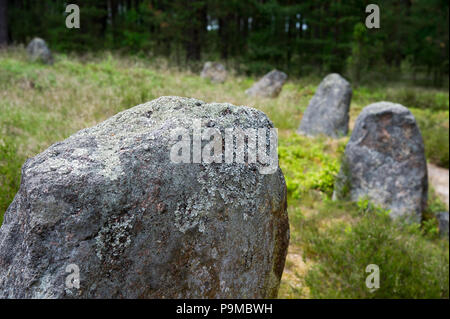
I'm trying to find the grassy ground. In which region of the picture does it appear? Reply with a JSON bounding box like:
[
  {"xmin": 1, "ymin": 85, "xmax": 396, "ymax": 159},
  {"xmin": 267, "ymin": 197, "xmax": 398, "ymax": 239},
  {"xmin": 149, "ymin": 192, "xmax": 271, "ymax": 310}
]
[{"xmin": 0, "ymin": 47, "xmax": 448, "ymax": 298}]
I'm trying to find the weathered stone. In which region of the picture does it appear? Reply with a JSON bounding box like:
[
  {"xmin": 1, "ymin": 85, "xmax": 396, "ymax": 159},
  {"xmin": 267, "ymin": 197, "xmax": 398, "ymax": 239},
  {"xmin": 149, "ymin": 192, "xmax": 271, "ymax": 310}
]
[
  {"xmin": 26, "ymin": 37, "xmax": 53, "ymax": 65},
  {"xmin": 245, "ymin": 70, "xmax": 287, "ymax": 98},
  {"xmin": 298, "ymin": 73, "xmax": 352, "ymax": 138},
  {"xmin": 333, "ymin": 102, "xmax": 428, "ymax": 222},
  {"xmin": 200, "ymin": 62, "xmax": 227, "ymax": 83},
  {"xmin": 0, "ymin": 96, "xmax": 289, "ymax": 299},
  {"xmin": 436, "ymin": 212, "xmax": 449, "ymax": 238}
]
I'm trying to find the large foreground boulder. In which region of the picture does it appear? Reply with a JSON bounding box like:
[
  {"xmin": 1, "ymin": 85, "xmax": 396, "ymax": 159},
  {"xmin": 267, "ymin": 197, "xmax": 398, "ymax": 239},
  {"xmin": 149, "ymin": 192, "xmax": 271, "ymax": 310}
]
[
  {"xmin": 200, "ymin": 62, "xmax": 227, "ymax": 83},
  {"xmin": 298, "ymin": 73, "xmax": 352, "ymax": 138},
  {"xmin": 333, "ymin": 102, "xmax": 428, "ymax": 222},
  {"xmin": 0, "ymin": 96, "xmax": 289, "ymax": 299},
  {"xmin": 246, "ymin": 70, "xmax": 287, "ymax": 98},
  {"xmin": 26, "ymin": 37, "xmax": 53, "ymax": 65}
]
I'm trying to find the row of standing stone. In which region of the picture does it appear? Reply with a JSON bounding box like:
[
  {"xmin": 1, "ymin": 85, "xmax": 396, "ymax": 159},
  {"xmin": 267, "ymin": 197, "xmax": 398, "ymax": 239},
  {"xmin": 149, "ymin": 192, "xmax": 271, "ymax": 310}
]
[
  {"xmin": 299, "ymin": 73, "xmax": 429, "ymax": 225},
  {"xmin": 0, "ymin": 45, "xmax": 445, "ymax": 299},
  {"xmin": 26, "ymin": 41, "xmax": 447, "ymax": 230},
  {"xmin": 306, "ymin": 75, "xmax": 447, "ymax": 236},
  {"xmin": 202, "ymin": 61, "xmax": 439, "ymax": 227}
]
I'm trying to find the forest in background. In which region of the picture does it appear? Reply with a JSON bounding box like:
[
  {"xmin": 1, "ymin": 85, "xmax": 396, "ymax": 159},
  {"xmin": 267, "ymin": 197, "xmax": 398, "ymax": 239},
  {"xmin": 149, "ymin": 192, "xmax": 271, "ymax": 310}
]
[{"xmin": 0, "ymin": 0, "xmax": 449, "ymax": 86}]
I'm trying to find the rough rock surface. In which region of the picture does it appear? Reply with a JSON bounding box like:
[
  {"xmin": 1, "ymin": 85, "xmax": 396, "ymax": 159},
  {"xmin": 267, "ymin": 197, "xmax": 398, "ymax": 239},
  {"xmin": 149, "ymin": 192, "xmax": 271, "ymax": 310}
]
[
  {"xmin": 0, "ymin": 96, "xmax": 289, "ymax": 299},
  {"xmin": 26, "ymin": 37, "xmax": 53, "ymax": 65},
  {"xmin": 245, "ymin": 70, "xmax": 287, "ymax": 98},
  {"xmin": 298, "ymin": 73, "xmax": 352, "ymax": 138},
  {"xmin": 436, "ymin": 212, "xmax": 449, "ymax": 238},
  {"xmin": 333, "ymin": 102, "xmax": 428, "ymax": 222},
  {"xmin": 200, "ymin": 62, "xmax": 227, "ymax": 83}
]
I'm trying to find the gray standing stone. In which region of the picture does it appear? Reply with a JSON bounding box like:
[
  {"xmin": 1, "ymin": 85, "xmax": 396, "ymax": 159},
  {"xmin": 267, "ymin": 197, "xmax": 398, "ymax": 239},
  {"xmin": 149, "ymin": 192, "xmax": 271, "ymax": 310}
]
[
  {"xmin": 0, "ymin": 96, "xmax": 289, "ymax": 299},
  {"xmin": 200, "ymin": 62, "xmax": 227, "ymax": 83},
  {"xmin": 27, "ymin": 37, "xmax": 53, "ymax": 65},
  {"xmin": 436, "ymin": 212, "xmax": 449, "ymax": 238},
  {"xmin": 333, "ymin": 102, "xmax": 428, "ymax": 223},
  {"xmin": 298, "ymin": 73, "xmax": 352, "ymax": 138},
  {"xmin": 245, "ymin": 70, "xmax": 288, "ymax": 98}
]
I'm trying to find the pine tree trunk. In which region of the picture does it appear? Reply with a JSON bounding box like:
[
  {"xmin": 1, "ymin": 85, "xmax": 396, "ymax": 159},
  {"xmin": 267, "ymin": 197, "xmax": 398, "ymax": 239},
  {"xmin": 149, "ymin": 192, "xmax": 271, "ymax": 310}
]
[{"xmin": 0, "ymin": 0, "xmax": 7, "ymax": 47}]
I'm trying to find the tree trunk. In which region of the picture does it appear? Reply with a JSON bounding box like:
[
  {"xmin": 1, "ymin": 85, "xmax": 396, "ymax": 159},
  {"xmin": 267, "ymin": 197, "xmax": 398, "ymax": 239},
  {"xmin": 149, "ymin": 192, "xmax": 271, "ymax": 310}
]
[
  {"xmin": 0, "ymin": 0, "xmax": 7, "ymax": 47},
  {"xmin": 184, "ymin": 1, "xmax": 206, "ymax": 62},
  {"xmin": 218, "ymin": 17, "xmax": 228, "ymax": 60}
]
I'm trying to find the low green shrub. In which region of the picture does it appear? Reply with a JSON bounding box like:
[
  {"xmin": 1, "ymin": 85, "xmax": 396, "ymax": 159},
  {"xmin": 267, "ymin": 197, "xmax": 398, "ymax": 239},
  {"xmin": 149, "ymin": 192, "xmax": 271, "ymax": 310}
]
[
  {"xmin": 301, "ymin": 199, "xmax": 449, "ymax": 299},
  {"xmin": 278, "ymin": 134, "xmax": 345, "ymax": 199}
]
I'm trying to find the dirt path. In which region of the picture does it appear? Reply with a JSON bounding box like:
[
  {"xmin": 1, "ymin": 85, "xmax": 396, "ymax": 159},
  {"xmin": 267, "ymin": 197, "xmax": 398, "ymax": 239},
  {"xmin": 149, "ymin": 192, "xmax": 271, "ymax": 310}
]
[{"xmin": 428, "ymin": 163, "xmax": 449, "ymax": 209}]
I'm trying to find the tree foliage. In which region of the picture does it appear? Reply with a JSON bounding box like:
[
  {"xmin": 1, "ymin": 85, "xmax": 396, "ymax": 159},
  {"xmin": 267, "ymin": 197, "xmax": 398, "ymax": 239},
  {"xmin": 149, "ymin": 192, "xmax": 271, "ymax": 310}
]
[{"xmin": 2, "ymin": 0, "xmax": 449, "ymax": 85}]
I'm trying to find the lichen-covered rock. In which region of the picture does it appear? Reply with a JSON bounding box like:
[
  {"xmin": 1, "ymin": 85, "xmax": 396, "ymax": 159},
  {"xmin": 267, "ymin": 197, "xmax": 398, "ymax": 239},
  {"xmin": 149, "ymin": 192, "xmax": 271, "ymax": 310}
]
[
  {"xmin": 298, "ymin": 73, "xmax": 352, "ymax": 138},
  {"xmin": 436, "ymin": 212, "xmax": 449, "ymax": 238},
  {"xmin": 245, "ymin": 70, "xmax": 287, "ymax": 98},
  {"xmin": 333, "ymin": 102, "xmax": 428, "ymax": 222},
  {"xmin": 200, "ymin": 62, "xmax": 227, "ymax": 83},
  {"xmin": 26, "ymin": 37, "xmax": 53, "ymax": 65},
  {"xmin": 0, "ymin": 96, "xmax": 289, "ymax": 299}
]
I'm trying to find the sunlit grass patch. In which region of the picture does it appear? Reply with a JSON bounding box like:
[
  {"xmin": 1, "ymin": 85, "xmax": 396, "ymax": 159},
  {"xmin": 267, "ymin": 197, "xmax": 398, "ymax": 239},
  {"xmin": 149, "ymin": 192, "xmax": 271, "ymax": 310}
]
[
  {"xmin": 303, "ymin": 199, "xmax": 449, "ymax": 299},
  {"xmin": 279, "ymin": 133, "xmax": 347, "ymax": 198}
]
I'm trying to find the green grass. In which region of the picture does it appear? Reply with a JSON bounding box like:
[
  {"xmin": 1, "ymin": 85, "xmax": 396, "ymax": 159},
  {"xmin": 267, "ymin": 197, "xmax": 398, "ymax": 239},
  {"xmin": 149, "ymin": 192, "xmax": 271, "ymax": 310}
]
[
  {"xmin": 0, "ymin": 137, "xmax": 22, "ymax": 218},
  {"xmin": 412, "ymin": 109, "xmax": 449, "ymax": 168},
  {"xmin": 0, "ymin": 48, "xmax": 448, "ymax": 298},
  {"xmin": 282, "ymin": 198, "xmax": 449, "ymax": 298}
]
